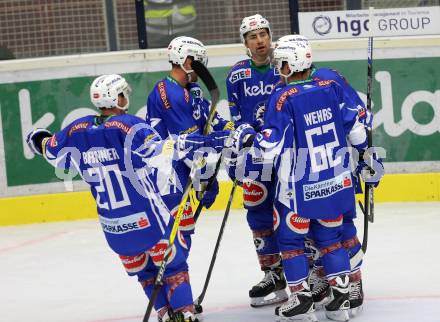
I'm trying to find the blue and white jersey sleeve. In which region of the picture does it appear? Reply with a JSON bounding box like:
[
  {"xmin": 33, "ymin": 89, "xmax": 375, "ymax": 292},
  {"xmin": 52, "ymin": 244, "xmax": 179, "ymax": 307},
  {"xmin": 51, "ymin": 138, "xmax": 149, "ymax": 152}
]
[
  {"xmin": 332, "ymin": 83, "xmax": 368, "ymax": 151},
  {"xmin": 226, "ymin": 64, "xmax": 243, "ymax": 124}
]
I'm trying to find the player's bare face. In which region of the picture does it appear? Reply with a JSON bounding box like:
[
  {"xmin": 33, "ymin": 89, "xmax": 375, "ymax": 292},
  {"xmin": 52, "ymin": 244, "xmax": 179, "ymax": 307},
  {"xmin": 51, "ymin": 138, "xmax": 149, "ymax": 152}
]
[{"xmin": 245, "ymin": 29, "xmax": 271, "ymax": 59}]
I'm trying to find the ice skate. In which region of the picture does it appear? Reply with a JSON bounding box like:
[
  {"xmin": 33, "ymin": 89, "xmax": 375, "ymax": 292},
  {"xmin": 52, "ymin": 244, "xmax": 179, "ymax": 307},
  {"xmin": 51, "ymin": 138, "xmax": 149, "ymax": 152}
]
[
  {"xmin": 308, "ymin": 266, "xmax": 330, "ymax": 309},
  {"xmin": 158, "ymin": 310, "xmax": 171, "ymax": 322},
  {"xmin": 348, "ymin": 271, "xmax": 364, "ymax": 317},
  {"xmin": 325, "ymin": 274, "xmax": 350, "ymax": 321},
  {"xmin": 171, "ymin": 310, "xmax": 199, "ymax": 322},
  {"xmin": 275, "ymin": 282, "xmax": 317, "ymax": 322},
  {"xmin": 249, "ymin": 266, "xmax": 288, "ymax": 307}
]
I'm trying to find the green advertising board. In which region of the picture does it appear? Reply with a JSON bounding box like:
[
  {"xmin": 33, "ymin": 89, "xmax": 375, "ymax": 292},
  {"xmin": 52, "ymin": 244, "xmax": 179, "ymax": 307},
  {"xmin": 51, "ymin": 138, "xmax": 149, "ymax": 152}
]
[{"xmin": 1, "ymin": 57, "xmax": 439, "ymax": 188}]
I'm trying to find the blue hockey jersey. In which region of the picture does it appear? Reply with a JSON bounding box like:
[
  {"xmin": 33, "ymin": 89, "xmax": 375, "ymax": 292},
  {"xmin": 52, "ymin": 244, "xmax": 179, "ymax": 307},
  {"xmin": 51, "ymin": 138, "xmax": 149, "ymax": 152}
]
[
  {"xmin": 226, "ymin": 59, "xmax": 280, "ymax": 128},
  {"xmin": 146, "ymin": 76, "xmax": 229, "ymax": 233},
  {"xmin": 312, "ymin": 66, "xmax": 369, "ymax": 125},
  {"xmin": 254, "ymin": 78, "xmax": 368, "ymax": 219},
  {"xmin": 42, "ymin": 114, "xmax": 172, "ymax": 256}
]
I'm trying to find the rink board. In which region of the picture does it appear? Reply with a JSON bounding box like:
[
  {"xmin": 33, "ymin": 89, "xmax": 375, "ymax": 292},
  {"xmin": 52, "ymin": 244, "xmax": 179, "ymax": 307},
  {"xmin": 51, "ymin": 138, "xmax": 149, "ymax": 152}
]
[
  {"xmin": 1, "ymin": 36, "xmax": 440, "ymax": 225},
  {"xmin": 0, "ymin": 172, "xmax": 439, "ymax": 226}
]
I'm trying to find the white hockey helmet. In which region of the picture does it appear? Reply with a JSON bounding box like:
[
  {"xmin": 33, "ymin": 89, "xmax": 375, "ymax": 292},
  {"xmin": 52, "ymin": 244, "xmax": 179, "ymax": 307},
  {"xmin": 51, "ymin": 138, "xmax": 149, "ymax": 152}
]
[
  {"xmin": 167, "ymin": 36, "xmax": 208, "ymax": 71},
  {"xmin": 277, "ymin": 34, "xmax": 310, "ymax": 47},
  {"xmin": 239, "ymin": 14, "xmax": 272, "ymax": 43},
  {"xmin": 273, "ymin": 35, "xmax": 313, "ymax": 78},
  {"xmin": 90, "ymin": 74, "xmax": 132, "ymax": 110}
]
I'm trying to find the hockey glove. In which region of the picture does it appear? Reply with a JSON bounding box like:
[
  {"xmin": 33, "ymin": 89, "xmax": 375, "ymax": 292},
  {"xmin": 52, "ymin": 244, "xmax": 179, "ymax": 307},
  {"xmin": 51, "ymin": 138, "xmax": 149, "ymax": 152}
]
[
  {"xmin": 26, "ymin": 128, "xmax": 52, "ymax": 155},
  {"xmin": 356, "ymin": 148, "xmax": 384, "ymax": 187},
  {"xmin": 176, "ymin": 130, "xmax": 229, "ymax": 160},
  {"xmin": 225, "ymin": 123, "xmax": 256, "ymax": 155},
  {"xmin": 197, "ymin": 178, "xmax": 219, "ymax": 209}
]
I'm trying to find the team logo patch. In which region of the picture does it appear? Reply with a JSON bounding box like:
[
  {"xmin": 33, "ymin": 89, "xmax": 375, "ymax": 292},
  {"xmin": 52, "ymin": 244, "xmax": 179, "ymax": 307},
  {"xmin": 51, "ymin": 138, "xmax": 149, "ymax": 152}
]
[
  {"xmin": 273, "ymin": 207, "xmax": 280, "ymax": 231},
  {"xmin": 318, "ymin": 80, "xmax": 335, "ymax": 87},
  {"xmin": 99, "ymin": 212, "xmax": 151, "ymax": 235},
  {"xmin": 190, "ymin": 87, "xmax": 202, "ymax": 98},
  {"xmin": 253, "ymin": 237, "xmax": 265, "ymax": 251},
  {"xmin": 242, "ymin": 180, "xmax": 268, "ymax": 207},
  {"xmin": 229, "ymin": 68, "xmax": 252, "ymax": 83},
  {"xmin": 68, "ymin": 122, "xmax": 90, "ymax": 136},
  {"xmin": 119, "ymin": 252, "xmax": 149, "ymax": 274},
  {"xmin": 303, "ymin": 171, "xmax": 353, "ymax": 201},
  {"xmin": 276, "ymin": 87, "xmax": 298, "ymax": 111},
  {"xmin": 104, "ymin": 121, "xmax": 131, "ymax": 134},
  {"xmin": 318, "ymin": 214, "xmax": 343, "ymax": 228},
  {"xmin": 149, "ymin": 239, "xmax": 177, "ymax": 266},
  {"xmin": 171, "ymin": 202, "xmax": 195, "ymax": 231},
  {"xmin": 158, "ymin": 81, "xmax": 171, "ymax": 109},
  {"xmin": 286, "ymin": 212, "xmax": 310, "ymax": 234}
]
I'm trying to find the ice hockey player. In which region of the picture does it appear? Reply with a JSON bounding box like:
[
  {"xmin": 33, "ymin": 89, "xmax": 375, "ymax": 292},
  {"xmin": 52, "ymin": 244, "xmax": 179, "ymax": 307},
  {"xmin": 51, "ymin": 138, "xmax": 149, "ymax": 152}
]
[
  {"xmin": 225, "ymin": 14, "xmax": 287, "ymax": 308},
  {"xmin": 275, "ymin": 35, "xmax": 371, "ymax": 316},
  {"xmin": 146, "ymin": 36, "xmax": 233, "ymax": 252},
  {"xmin": 226, "ymin": 37, "xmax": 383, "ymax": 321},
  {"xmin": 26, "ymin": 74, "xmax": 228, "ymax": 322}
]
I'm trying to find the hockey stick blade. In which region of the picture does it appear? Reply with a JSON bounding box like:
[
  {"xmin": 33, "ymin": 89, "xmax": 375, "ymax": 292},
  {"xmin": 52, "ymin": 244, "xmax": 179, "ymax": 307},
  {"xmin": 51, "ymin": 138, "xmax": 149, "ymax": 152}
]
[
  {"xmin": 191, "ymin": 60, "xmax": 218, "ymax": 92},
  {"xmin": 191, "ymin": 60, "xmax": 220, "ymax": 132}
]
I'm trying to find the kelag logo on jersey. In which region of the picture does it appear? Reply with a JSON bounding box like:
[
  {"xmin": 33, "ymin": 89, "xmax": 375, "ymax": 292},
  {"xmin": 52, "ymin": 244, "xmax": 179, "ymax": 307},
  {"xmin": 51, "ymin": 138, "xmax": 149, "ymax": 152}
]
[
  {"xmin": 229, "ymin": 68, "xmax": 252, "ymax": 84},
  {"xmin": 303, "ymin": 171, "xmax": 352, "ymax": 201},
  {"xmin": 244, "ymin": 81, "xmax": 274, "ymax": 97},
  {"xmin": 99, "ymin": 212, "xmax": 151, "ymax": 234}
]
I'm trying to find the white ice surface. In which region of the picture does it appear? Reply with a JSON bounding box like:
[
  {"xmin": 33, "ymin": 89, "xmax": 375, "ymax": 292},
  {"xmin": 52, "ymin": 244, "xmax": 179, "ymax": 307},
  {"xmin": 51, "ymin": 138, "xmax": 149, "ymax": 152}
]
[{"xmin": 1, "ymin": 202, "xmax": 439, "ymax": 322}]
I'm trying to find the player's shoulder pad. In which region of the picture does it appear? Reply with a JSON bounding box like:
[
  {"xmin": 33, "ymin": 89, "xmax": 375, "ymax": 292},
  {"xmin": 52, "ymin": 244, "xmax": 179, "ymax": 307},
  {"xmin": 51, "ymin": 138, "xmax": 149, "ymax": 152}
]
[
  {"xmin": 273, "ymin": 80, "xmax": 286, "ymax": 92},
  {"xmin": 274, "ymin": 85, "xmax": 301, "ymax": 112},
  {"xmin": 103, "ymin": 114, "xmax": 146, "ymax": 134},
  {"xmin": 227, "ymin": 59, "xmax": 252, "ymax": 84},
  {"xmin": 314, "ymin": 67, "xmax": 347, "ymax": 85},
  {"xmin": 153, "ymin": 79, "xmax": 174, "ymax": 110},
  {"xmin": 65, "ymin": 115, "xmax": 95, "ymax": 137}
]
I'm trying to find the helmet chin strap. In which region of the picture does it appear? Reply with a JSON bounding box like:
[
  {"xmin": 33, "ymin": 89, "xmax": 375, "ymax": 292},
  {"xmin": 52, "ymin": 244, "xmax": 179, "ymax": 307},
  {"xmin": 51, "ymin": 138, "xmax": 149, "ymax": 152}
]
[
  {"xmin": 116, "ymin": 97, "xmax": 129, "ymax": 111},
  {"xmin": 280, "ymin": 66, "xmax": 294, "ymax": 84},
  {"xmin": 180, "ymin": 64, "xmax": 195, "ymax": 83}
]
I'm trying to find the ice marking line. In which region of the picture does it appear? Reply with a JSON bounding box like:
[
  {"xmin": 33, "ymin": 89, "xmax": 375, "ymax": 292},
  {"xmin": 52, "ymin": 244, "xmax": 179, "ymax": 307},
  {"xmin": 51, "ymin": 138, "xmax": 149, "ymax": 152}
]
[
  {"xmin": 366, "ymin": 294, "xmax": 440, "ymax": 301},
  {"xmin": 88, "ymin": 315, "xmax": 144, "ymax": 322},
  {"xmin": 86, "ymin": 294, "xmax": 440, "ymax": 322},
  {"xmin": 0, "ymin": 231, "xmax": 69, "ymax": 254}
]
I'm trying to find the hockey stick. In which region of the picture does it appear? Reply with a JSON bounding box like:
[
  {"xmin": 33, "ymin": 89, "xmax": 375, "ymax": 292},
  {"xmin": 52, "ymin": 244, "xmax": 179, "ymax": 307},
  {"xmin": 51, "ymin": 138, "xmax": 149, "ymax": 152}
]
[
  {"xmin": 194, "ymin": 181, "xmax": 237, "ymax": 311},
  {"xmin": 358, "ymin": 10, "xmax": 374, "ymax": 254},
  {"xmin": 193, "ymin": 156, "xmax": 222, "ymax": 222},
  {"xmin": 142, "ymin": 61, "xmax": 220, "ymax": 322}
]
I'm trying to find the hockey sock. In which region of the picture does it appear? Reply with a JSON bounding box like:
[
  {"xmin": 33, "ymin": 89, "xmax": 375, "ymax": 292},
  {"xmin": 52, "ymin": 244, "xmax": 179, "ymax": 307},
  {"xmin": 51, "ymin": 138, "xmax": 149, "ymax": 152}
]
[
  {"xmin": 252, "ymin": 228, "xmax": 281, "ymax": 269},
  {"xmin": 280, "ymin": 249, "xmax": 309, "ymax": 286},
  {"xmin": 320, "ymin": 244, "xmax": 350, "ymax": 278},
  {"xmin": 165, "ymin": 271, "xmax": 194, "ymax": 311},
  {"xmin": 342, "ymin": 220, "xmax": 362, "ymax": 270},
  {"xmin": 141, "ymin": 277, "xmax": 169, "ymax": 312}
]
